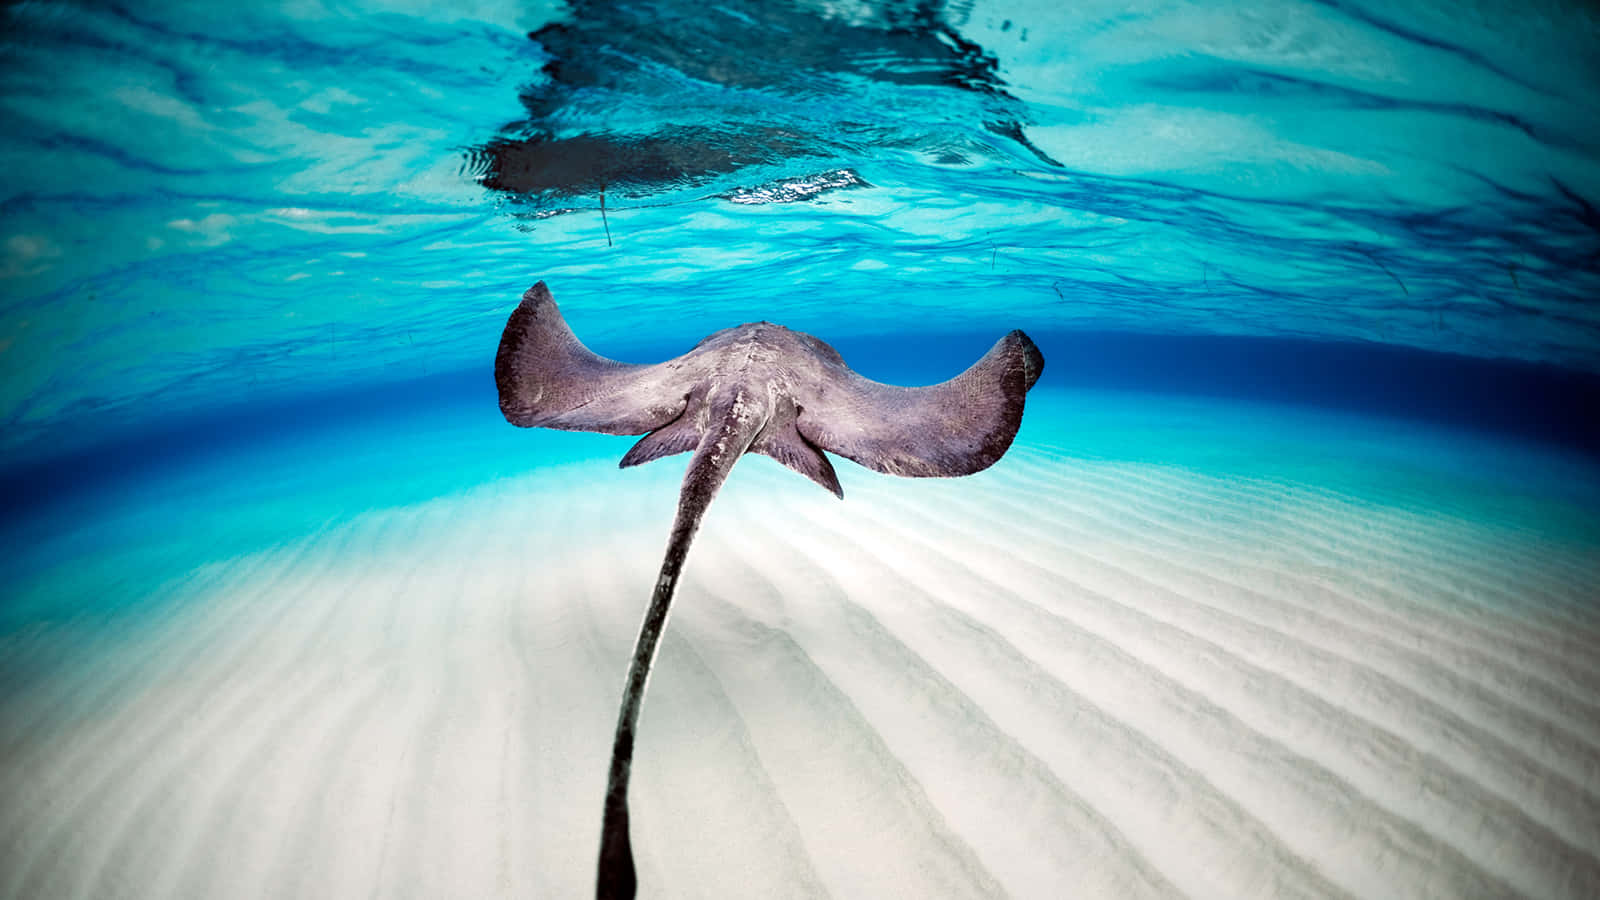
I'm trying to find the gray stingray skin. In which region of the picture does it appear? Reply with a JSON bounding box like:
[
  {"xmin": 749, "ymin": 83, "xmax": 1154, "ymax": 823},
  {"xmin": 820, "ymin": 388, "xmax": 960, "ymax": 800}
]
[{"xmin": 495, "ymin": 281, "xmax": 1043, "ymax": 900}]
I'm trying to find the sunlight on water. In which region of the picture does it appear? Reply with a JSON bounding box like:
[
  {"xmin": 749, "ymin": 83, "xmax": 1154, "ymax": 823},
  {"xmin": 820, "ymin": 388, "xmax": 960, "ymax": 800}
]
[{"xmin": 1, "ymin": 0, "xmax": 1597, "ymax": 461}]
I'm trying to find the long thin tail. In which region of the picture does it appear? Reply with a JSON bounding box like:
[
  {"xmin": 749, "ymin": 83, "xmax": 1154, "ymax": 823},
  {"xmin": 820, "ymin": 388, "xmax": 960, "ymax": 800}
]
[{"xmin": 596, "ymin": 394, "xmax": 765, "ymax": 900}]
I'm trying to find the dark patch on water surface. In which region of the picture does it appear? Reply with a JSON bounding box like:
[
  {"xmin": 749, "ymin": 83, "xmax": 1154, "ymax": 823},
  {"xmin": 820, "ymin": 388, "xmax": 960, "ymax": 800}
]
[
  {"xmin": 474, "ymin": 125, "xmax": 816, "ymax": 198},
  {"xmin": 466, "ymin": 0, "xmax": 1050, "ymax": 205},
  {"xmin": 526, "ymin": 0, "xmax": 1011, "ymax": 103}
]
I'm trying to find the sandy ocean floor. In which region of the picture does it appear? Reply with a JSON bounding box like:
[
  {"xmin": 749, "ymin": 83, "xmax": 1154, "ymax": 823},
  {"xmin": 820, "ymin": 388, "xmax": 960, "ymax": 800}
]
[{"xmin": 1, "ymin": 390, "xmax": 1598, "ymax": 899}]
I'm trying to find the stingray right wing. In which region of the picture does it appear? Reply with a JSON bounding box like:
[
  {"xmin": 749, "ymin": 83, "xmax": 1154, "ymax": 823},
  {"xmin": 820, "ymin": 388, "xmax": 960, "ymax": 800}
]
[
  {"xmin": 496, "ymin": 282, "xmax": 692, "ymax": 435},
  {"xmin": 793, "ymin": 330, "xmax": 1044, "ymax": 478}
]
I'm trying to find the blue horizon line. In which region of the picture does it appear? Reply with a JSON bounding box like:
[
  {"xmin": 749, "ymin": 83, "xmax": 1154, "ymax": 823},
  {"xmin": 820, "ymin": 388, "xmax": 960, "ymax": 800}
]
[{"xmin": 3, "ymin": 329, "xmax": 1598, "ymax": 524}]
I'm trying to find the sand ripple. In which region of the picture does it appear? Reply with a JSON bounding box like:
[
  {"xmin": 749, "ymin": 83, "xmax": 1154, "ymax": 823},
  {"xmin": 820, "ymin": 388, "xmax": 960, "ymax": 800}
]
[{"xmin": 2, "ymin": 450, "xmax": 1597, "ymax": 898}]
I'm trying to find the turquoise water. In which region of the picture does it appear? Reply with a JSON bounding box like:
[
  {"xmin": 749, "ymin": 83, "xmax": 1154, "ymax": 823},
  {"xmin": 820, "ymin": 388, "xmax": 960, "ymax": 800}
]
[
  {"xmin": 2, "ymin": 0, "xmax": 1598, "ymax": 465},
  {"xmin": 6, "ymin": 382, "xmax": 1595, "ymax": 629},
  {"xmin": 3, "ymin": 0, "xmax": 1597, "ymax": 620},
  {"xmin": 3, "ymin": 2, "xmax": 1600, "ymax": 898}
]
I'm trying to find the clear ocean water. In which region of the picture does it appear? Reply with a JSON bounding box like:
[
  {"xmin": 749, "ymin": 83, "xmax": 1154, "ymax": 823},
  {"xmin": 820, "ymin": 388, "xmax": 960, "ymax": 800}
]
[{"xmin": 2, "ymin": 1, "xmax": 1599, "ymax": 898}]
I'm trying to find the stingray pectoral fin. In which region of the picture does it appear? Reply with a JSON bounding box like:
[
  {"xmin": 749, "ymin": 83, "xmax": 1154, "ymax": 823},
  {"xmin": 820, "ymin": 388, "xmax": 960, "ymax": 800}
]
[
  {"xmin": 496, "ymin": 281, "xmax": 689, "ymax": 434},
  {"xmin": 751, "ymin": 423, "xmax": 843, "ymax": 498},
  {"xmin": 795, "ymin": 330, "xmax": 1044, "ymax": 478}
]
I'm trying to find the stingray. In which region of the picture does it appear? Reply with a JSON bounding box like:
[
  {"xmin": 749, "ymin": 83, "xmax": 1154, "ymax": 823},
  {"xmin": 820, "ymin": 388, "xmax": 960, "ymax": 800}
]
[{"xmin": 495, "ymin": 281, "xmax": 1044, "ymax": 899}]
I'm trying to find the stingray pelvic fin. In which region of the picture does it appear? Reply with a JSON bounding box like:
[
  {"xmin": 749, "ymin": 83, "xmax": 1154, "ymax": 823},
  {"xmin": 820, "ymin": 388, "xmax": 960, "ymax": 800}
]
[
  {"xmin": 751, "ymin": 420, "xmax": 843, "ymax": 498},
  {"xmin": 619, "ymin": 412, "xmax": 702, "ymax": 468}
]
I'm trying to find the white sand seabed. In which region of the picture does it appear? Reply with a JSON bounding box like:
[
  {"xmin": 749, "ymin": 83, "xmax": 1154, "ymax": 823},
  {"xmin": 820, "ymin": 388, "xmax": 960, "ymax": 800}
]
[{"xmin": 1, "ymin": 441, "xmax": 1599, "ymax": 899}]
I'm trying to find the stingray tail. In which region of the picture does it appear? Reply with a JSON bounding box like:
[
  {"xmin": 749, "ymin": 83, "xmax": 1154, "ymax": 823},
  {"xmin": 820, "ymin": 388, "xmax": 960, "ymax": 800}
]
[{"xmin": 596, "ymin": 394, "xmax": 765, "ymax": 900}]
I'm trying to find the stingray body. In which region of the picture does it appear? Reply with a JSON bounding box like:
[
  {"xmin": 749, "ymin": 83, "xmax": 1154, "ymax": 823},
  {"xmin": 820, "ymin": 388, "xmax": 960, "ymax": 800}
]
[{"xmin": 495, "ymin": 282, "xmax": 1043, "ymax": 899}]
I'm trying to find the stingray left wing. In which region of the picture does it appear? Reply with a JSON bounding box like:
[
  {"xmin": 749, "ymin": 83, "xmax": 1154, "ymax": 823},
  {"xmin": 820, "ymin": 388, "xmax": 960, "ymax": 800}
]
[
  {"xmin": 792, "ymin": 330, "xmax": 1044, "ymax": 477},
  {"xmin": 495, "ymin": 282, "xmax": 692, "ymax": 434}
]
